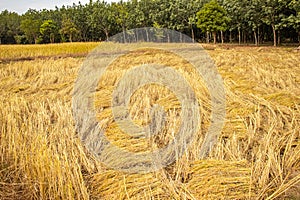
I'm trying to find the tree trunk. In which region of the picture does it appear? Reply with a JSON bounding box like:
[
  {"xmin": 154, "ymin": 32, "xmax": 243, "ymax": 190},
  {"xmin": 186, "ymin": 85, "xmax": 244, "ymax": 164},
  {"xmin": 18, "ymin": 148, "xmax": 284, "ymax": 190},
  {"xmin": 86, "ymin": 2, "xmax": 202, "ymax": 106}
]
[
  {"xmin": 229, "ymin": 30, "xmax": 232, "ymax": 43},
  {"xmin": 206, "ymin": 31, "xmax": 210, "ymax": 43},
  {"xmin": 104, "ymin": 29, "xmax": 109, "ymax": 41},
  {"xmin": 122, "ymin": 26, "xmax": 126, "ymax": 43},
  {"xmin": 213, "ymin": 32, "xmax": 217, "ymax": 44},
  {"xmin": 82, "ymin": 32, "xmax": 87, "ymax": 42},
  {"xmin": 221, "ymin": 30, "xmax": 224, "ymax": 44},
  {"xmin": 180, "ymin": 32, "xmax": 183, "ymax": 43},
  {"xmin": 257, "ymin": 27, "xmax": 260, "ymax": 46},
  {"xmin": 238, "ymin": 28, "xmax": 241, "ymax": 45},
  {"xmin": 277, "ymin": 30, "xmax": 281, "ymax": 46},
  {"xmin": 146, "ymin": 28, "xmax": 149, "ymax": 42},
  {"xmin": 50, "ymin": 33, "xmax": 55, "ymax": 43},
  {"xmin": 272, "ymin": 24, "xmax": 277, "ymax": 47},
  {"xmin": 191, "ymin": 26, "xmax": 195, "ymax": 42},
  {"xmin": 254, "ymin": 30, "xmax": 258, "ymax": 46},
  {"xmin": 133, "ymin": 30, "xmax": 137, "ymax": 42}
]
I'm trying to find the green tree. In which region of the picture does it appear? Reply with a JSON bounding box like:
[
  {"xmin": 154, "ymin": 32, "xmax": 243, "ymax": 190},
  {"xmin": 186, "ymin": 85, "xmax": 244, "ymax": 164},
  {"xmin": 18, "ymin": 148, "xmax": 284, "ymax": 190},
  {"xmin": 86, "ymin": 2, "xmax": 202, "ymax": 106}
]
[
  {"xmin": 152, "ymin": 0, "xmax": 172, "ymax": 30},
  {"xmin": 40, "ymin": 20, "xmax": 58, "ymax": 43},
  {"xmin": 261, "ymin": 0, "xmax": 292, "ymax": 46},
  {"xmin": 197, "ymin": 0, "xmax": 230, "ymax": 44},
  {"xmin": 284, "ymin": 0, "xmax": 300, "ymax": 45},
  {"xmin": 169, "ymin": 0, "xmax": 191, "ymax": 37},
  {"xmin": 222, "ymin": 0, "xmax": 250, "ymax": 44},
  {"xmin": 186, "ymin": 0, "xmax": 207, "ymax": 41},
  {"xmin": 59, "ymin": 17, "xmax": 79, "ymax": 42},
  {"xmin": 0, "ymin": 10, "xmax": 21, "ymax": 44},
  {"xmin": 245, "ymin": 0, "xmax": 264, "ymax": 45},
  {"xmin": 112, "ymin": 1, "xmax": 130, "ymax": 42},
  {"xmin": 131, "ymin": 0, "xmax": 155, "ymax": 28},
  {"xmin": 72, "ymin": 2, "xmax": 92, "ymax": 41},
  {"xmin": 20, "ymin": 19, "xmax": 41, "ymax": 44},
  {"xmin": 90, "ymin": 1, "xmax": 115, "ymax": 41}
]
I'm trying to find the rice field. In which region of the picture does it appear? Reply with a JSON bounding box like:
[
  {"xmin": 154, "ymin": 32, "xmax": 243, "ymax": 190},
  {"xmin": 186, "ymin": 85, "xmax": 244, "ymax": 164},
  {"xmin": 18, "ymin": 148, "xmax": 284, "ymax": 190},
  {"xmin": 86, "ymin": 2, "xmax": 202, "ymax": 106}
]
[
  {"xmin": 0, "ymin": 42, "xmax": 299, "ymax": 199},
  {"xmin": 0, "ymin": 42, "xmax": 99, "ymax": 61}
]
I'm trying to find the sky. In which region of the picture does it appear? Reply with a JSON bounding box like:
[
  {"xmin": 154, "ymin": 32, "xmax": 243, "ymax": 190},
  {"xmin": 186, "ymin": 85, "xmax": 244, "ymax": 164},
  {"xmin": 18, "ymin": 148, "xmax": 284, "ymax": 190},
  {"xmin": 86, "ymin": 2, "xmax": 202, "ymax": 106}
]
[{"xmin": 0, "ymin": 0, "xmax": 118, "ymax": 14}]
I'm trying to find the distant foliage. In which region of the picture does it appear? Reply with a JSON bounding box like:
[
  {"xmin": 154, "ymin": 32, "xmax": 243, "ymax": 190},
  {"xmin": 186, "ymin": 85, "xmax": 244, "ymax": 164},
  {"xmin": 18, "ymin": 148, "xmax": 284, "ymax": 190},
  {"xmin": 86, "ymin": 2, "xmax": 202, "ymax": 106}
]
[{"xmin": 0, "ymin": 0, "xmax": 299, "ymax": 45}]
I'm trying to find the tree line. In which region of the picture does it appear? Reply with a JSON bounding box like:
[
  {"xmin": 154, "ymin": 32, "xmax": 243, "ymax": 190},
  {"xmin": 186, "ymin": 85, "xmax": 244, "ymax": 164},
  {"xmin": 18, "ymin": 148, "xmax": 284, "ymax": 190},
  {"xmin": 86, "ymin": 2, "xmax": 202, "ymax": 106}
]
[{"xmin": 0, "ymin": 0, "xmax": 299, "ymax": 46}]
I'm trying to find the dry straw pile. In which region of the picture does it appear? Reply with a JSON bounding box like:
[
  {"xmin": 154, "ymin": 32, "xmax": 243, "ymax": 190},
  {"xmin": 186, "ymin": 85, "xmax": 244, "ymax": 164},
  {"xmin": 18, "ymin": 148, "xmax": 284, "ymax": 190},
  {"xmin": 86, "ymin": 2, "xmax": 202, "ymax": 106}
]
[{"xmin": 0, "ymin": 43, "xmax": 299, "ymax": 199}]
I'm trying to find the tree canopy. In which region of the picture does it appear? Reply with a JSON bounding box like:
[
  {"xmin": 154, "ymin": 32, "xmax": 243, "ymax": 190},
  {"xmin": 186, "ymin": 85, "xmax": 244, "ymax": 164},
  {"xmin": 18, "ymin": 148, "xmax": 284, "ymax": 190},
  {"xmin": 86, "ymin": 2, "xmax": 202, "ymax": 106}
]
[
  {"xmin": 0, "ymin": 0, "xmax": 299, "ymax": 45},
  {"xmin": 197, "ymin": 0, "xmax": 230, "ymax": 44}
]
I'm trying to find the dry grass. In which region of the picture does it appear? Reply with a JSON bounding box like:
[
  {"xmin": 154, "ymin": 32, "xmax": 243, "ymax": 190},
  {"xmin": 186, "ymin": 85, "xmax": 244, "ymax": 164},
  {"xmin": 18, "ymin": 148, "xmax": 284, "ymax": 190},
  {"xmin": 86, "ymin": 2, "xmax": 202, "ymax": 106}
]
[
  {"xmin": 0, "ymin": 43, "xmax": 299, "ymax": 199},
  {"xmin": 0, "ymin": 42, "xmax": 99, "ymax": 61}
]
